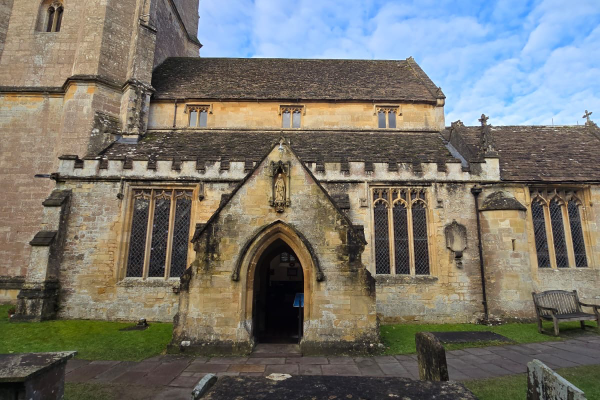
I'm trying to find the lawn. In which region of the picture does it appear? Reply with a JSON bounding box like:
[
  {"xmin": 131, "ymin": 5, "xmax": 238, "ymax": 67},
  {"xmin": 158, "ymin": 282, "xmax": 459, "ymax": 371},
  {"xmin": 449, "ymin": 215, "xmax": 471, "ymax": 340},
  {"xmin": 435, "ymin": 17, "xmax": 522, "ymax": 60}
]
[
  {"xmin": 463, "ymin": 364, "xmax": 600, "ymax": 400},
  {"xmin": 0, "ymin": 304, "xmax": 173, "ymax": 361},
  {"xmin": 380, "ymin": 321, "xmax": 598, "ymax": 355}
]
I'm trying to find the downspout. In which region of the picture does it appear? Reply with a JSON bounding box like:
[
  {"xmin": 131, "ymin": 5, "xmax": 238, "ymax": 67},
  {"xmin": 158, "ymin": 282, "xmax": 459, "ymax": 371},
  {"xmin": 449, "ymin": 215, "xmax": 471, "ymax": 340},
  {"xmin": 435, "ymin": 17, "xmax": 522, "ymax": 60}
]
[
  {"xmin": 471, "ymin": 186, "xmax": 489, "ymax": 322},
  {"xmin": 173, "ymin": 99, "xmax": 178, "ymax": 128}
]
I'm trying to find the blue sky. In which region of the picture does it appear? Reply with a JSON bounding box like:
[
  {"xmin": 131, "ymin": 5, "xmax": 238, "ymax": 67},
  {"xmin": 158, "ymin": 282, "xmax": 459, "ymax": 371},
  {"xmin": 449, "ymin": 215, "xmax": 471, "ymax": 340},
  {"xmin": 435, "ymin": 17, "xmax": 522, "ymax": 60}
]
[{"xmin": 198, "ymin": 0, "xmax": 600, "ymax": 126}]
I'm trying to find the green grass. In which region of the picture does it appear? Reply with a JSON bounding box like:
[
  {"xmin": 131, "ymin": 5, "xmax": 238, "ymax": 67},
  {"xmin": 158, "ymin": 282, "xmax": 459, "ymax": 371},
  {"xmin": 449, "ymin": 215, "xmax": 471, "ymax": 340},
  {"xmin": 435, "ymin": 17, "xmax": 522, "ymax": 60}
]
[
  {"xmin": 0, "ymin": 304, "xmax": 173, "ymax": 361},
  {"xmin": 381, "ymin": 321, "xmax": 598, "ymax": 355},
  {"xmin": 464, "ymin": 365, "xmax": 600, "ymax": 400}
]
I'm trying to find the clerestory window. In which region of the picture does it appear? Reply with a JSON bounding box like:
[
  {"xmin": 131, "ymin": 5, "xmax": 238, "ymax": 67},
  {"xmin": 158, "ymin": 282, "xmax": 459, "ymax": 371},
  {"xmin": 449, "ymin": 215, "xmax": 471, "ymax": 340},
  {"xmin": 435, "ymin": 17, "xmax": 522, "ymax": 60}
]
[
  {"xmin": 280, "ymin": 106, "xmax": 303, "ymax": 128},
  {"xmin": 187, "ymin": 105, "xmax": 210, "ymax": 127},
  {"xmin": 372, "ymin": 187, "xmax": 431, "ymax": 275},
  {"xmin": 125, "ymin": 188, "xmax": 194, "ymax": 279},
  {"xmin": 377, "ymin": 106, "xmax": 399, "ymax": 129},
  {"xmin": 530, "ymin": 189, "xmax": 588, "ymax": 269}
]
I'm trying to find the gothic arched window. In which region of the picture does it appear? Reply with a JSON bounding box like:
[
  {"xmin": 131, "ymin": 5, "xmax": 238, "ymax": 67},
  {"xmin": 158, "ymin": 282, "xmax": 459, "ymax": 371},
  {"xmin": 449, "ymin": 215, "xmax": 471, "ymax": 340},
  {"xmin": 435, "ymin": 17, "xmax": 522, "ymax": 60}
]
[
  {"xmin": 530, "ymin": 189, "xmax": 589, "ymax": 269},
  {"xmin": 38, "ymin": 1, "xmax": 64, "ymax": 33},
  {"xmin": 372, "ymin": 188, "xmax": 431, "ymax": 275}
]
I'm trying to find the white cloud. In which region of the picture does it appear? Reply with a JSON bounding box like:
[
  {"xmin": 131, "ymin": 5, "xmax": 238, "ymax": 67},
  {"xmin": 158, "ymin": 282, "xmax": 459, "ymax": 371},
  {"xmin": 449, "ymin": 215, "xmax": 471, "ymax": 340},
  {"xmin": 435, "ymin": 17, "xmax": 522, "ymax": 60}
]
[{"xmin": 198, "ymin": 0, "xmax": 600, "ymax": 126}]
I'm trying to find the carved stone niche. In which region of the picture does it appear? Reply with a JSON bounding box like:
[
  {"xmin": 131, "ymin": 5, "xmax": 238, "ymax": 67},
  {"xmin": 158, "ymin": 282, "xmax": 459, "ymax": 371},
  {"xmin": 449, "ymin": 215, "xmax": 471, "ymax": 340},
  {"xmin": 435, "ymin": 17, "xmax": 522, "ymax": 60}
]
[
  {"xmin": 269, "ymin": 160, "xmax": 291, "ymax": 213},
  {"xmin": 444, "ymin": 220, "xmax": 467, "ymax": 268}
]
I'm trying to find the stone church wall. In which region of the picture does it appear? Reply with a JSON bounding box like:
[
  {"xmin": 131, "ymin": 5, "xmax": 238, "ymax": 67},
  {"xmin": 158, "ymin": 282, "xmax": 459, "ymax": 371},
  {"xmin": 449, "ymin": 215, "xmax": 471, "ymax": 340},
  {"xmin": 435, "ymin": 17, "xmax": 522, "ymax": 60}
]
[
  {"xmin": 323, "ymin": 182, "xmax": 485, "ymax": 324},
  {"xmin": 148, "ymin": 101, "xmax": 445, "ymax": 131},
  {"xmin": 54, "ymin": 179, "xmax": 231, "ymax": 322},
  {"xmin": 0, "ymin": 0, "xmax": 199, "ymax": 299},
  {"xmin": 0, "ymin": 94, "xmax": 63, "ymax": 283},
  {"xmin": 482, "ymin": 186, "xmax": 600, "ymax": 320},
  {"xmin": 153, "ymin": 0, "xmax": 200, "ymax": 67}
]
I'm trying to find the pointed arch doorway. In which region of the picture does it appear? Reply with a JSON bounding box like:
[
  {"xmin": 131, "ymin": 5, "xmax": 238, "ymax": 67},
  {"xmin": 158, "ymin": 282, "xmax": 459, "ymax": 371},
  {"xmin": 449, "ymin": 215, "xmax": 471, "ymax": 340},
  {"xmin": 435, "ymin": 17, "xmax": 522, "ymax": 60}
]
[
  {"xmin": 252, "ymin": 239, "xmax": 304, "ymax": 343},
  {"xmin": 240, "ymin": 222, "xmax": 319, "ymax": 346}
]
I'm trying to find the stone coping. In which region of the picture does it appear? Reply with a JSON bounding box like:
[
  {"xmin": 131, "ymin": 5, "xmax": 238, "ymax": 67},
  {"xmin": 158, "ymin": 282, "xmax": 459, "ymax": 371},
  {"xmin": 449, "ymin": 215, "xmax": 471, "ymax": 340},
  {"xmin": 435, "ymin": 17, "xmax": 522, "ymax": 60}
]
[{"xmin": 0, "ymin": 351, "xmax": 77, "ymax": 383}]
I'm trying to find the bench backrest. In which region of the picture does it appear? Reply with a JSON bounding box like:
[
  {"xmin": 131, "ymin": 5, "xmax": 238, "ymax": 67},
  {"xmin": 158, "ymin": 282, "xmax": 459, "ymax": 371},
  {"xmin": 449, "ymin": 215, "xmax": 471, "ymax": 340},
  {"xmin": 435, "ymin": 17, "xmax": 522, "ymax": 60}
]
[{"xmin": 532, "ymin": 290, "xmax": 582, "ymax": 316}]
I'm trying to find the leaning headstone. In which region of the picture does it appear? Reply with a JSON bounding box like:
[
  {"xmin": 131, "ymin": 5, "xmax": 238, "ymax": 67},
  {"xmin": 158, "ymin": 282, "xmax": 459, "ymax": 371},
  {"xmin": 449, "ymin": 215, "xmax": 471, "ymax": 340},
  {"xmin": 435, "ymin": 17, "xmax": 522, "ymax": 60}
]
[
  {"xmin": 527, "ymin": 359, "xmax": 586, "ymax": 400},
  {"xmin": 192, "ymin": 373, "xmax": 217, "ymax": 400},
  {"xmin": 415, "ymin": 332, "xmax": 449, "ymax": 381}
]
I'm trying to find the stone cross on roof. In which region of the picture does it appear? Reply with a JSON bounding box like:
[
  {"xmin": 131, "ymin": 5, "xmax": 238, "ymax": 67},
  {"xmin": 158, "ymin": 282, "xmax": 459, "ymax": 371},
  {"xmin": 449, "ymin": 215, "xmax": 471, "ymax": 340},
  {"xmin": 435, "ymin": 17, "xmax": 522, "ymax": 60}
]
[
  {"xmin": 479, "ymin": 114, "xmax": 489, "ymax": 127},
  {"xmin": 583, "ymin": 110, "xmax": 593, "ymax": 122}
]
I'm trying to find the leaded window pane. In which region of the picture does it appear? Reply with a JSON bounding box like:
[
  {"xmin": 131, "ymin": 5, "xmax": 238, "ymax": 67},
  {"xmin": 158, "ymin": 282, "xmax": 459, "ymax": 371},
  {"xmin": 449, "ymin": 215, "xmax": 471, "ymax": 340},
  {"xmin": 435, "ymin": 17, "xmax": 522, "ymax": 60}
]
[
  {"xmin": 412, "ymin": 203, "xmax": 430, "ymax": 275},
  {"xmin": 148, "ymin": 196, "xmax": 171, "ymax": 277},
  {"xmin": 126, "ymin": 196, "xmax": 149, "ymax": 277},
  {"xmin": 170, "ymin": 195, "xmax": 192, "ymax": 277},
  {"xmin": 388, "ymin": 112, "xmax": 396, "ymax": 128},
  {"xmin": 282, "ymin": 111, "xmax": 291, "ymax": 128},
  {"xmin": 189, "ymin": 110, "xmax": 198, "ymax": 127},
  {"xmin": 568, "ymin": 201, "xmax": 587, "ymax": 268},
  {"xmin": 393, "ymin": 203, "xmax": 409, "ymax": 274},
  {"xmin": 199, "ymin": 110, "xmax": 208, "ymax": 127},
  {"xmin": 378, "ymin": 111, "xmax": 386, "ymax": 128},
  {"xmin": 292, "ymin": 111, "xmax": 301, "ymax": 128},
  {"xmin": 374, "ymin": 202, "xmax": 390, "ymax": 274},
  {"xmin": 531, "ymin": 202, "xmax": 550, "ymax": 268},
  {"xmin": 549, "ymin": 200, "xmax": 568, "ymax": 268}
]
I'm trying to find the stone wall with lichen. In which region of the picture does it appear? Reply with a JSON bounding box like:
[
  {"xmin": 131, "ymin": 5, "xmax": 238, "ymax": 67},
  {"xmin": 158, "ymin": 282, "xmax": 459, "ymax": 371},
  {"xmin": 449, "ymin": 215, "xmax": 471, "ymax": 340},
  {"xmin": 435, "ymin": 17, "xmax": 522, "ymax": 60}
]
[
  {"xmin": 481, "ymin": 186, "xmax": 600, "ymax": 320},
  {"xmin": 172, "ymin": 145, "xmax": 378, "ymax": 353}
]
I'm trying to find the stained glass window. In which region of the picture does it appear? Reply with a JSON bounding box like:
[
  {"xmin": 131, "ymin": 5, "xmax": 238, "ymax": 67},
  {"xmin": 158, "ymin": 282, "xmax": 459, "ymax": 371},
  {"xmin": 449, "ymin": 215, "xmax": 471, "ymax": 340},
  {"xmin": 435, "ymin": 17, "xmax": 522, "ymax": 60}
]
[
  {"xmin": 568, "ymin": 201, "xmax": 587, "ymax": 268},
  {"xmin": 549, "ymin": 200, "xmax": 568, "ymax": 268},
  {"xmin": 531, "ymin": 201, "xmax": 550, "ymax": 268},
  {"xmin": 374, "ymin": 201, "xmax": 390, "ymax": 274}
]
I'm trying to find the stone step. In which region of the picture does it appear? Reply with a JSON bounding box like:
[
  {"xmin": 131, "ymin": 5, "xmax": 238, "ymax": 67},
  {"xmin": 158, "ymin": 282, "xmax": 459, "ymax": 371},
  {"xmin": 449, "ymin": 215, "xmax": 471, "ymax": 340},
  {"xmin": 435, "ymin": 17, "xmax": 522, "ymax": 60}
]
[{"xmin": 251, "ymin": 344, "xmax": 301, "ymax": 358}]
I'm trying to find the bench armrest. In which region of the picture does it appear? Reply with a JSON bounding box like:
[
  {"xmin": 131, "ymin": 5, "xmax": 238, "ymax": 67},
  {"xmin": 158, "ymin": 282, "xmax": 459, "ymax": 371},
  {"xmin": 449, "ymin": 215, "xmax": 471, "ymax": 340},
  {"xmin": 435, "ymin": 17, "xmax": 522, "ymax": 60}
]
[
  {"xmin": 579, "ymin": 302, "xmax": 600, "ymax": 310},
  {"xmin": 536, "ymin": 305, "xmax": 558, "ymax": 314}
]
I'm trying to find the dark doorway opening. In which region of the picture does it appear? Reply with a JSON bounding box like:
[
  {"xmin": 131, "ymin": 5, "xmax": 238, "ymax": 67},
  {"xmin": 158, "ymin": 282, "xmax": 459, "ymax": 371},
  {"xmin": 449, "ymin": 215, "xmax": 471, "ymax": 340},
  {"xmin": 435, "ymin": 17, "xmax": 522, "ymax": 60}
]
[{"xmin": 253, "ymin": 239, "xmax": 304, "ymax": 344}]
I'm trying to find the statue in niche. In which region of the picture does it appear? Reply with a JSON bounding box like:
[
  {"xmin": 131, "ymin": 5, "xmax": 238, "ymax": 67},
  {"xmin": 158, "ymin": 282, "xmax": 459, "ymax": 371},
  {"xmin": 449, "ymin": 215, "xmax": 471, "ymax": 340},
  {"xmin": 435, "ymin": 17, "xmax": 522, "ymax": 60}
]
[{"xmin": 274, "ymin": 172, "xmax": 286, "ymax": 213}]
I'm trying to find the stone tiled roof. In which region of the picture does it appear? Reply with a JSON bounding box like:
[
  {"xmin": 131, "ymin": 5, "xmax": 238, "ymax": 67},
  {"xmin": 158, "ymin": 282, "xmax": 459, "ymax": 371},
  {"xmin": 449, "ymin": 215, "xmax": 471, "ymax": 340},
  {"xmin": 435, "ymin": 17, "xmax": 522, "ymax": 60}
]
[
  {"xmin": 151, "ymin": 57, "xmax": 443, "ymax": 102},
  {"xmin": 98, "ymin": 130, "xmax": 458, "ymax": 164},
  {"xmin": 443, "ymin": 125, "xmax": 600, "ymax": 181}
]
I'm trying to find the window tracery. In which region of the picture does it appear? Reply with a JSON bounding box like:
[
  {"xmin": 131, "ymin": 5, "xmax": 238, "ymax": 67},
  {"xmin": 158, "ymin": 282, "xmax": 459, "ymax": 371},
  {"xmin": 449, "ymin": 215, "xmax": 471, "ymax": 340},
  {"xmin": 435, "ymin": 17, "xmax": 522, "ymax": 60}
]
[
  {"xmin": 279, "ymin": 105, "xmax": 304, "ymax": 128},
  {"xmin": 40, "ymin": 1, "xmax": 64, "ymax": 32},
  {"xmin": 125, "ymin": 188, "xmax": 193, "ymax": 279},
  {"xmin": 186, "ymin": 105, "xmax": 210, "ymax": 127},
  {"xmin": 530, "ymin": 189, "xmax": 588, "ymax": 269},
  {"xmin": 372, "ymin": 187, "xmax": 431, "ymax": 275},
  {"xmin": 375, "ymin": 106, "xmax": 400, "ymax": 129}
]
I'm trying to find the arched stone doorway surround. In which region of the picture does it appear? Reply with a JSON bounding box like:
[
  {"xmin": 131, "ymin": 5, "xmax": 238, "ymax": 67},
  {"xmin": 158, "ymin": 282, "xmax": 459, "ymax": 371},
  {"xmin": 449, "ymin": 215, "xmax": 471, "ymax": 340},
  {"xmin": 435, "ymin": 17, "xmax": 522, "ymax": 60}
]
[{"xmin": 233, "ymin": 221, "xmax": 323, "ymax": 342}]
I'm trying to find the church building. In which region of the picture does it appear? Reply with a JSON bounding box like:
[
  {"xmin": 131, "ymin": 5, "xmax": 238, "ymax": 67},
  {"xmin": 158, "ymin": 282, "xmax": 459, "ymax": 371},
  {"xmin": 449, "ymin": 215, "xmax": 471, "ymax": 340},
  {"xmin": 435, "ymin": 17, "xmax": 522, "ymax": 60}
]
[{"xmin": 1, "ymin": 1, "xmax": 599, "ymax": 354}]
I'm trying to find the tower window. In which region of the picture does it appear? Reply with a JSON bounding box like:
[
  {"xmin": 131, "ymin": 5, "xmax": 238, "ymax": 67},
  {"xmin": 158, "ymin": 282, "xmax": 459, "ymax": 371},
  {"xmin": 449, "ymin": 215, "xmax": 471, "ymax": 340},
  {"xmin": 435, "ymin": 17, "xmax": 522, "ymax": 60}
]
[{"xmin": 38, "ymin": 1, "xmax": 64, "ymax": 33}]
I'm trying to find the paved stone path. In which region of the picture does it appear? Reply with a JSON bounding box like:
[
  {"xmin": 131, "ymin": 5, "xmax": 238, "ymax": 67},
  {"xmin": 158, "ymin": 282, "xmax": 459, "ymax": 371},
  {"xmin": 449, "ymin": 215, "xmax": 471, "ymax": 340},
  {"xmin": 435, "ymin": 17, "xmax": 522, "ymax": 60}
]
[{"xmin": 65, "ymin": 336, "xmax": 600, "ymax": 398}]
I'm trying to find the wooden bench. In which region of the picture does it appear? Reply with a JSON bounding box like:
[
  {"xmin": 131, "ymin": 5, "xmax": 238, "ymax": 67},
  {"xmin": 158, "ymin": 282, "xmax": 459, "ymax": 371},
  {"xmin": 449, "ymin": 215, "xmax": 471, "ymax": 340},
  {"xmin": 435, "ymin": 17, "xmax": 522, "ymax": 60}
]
[{"xmin": 532, "ymin": 290, "xmax": 600, "ymax": 336}]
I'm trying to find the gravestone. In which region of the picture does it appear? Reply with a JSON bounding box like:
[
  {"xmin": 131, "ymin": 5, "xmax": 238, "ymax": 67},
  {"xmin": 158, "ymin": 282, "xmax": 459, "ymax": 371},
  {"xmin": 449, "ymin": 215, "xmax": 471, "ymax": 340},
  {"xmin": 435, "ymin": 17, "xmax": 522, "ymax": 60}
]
[
  {"xmin": 0, "ymin": 351, "xmax": 76, "ymax": 400},
  {"xmin": 527, "ymin": 359, "xmax": 586, "ymax": 400},
  {"xmin": 415, "ymin": 332, "xmax": 449, "ymax": 381}
]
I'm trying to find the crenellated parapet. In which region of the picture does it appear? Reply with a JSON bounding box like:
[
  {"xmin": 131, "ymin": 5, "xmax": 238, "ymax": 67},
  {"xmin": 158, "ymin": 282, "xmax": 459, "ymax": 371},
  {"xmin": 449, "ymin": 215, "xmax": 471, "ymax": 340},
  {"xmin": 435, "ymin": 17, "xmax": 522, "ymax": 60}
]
[{"xmin": 56, "ymin": 155, "xmax": 500, "ymax": 183}]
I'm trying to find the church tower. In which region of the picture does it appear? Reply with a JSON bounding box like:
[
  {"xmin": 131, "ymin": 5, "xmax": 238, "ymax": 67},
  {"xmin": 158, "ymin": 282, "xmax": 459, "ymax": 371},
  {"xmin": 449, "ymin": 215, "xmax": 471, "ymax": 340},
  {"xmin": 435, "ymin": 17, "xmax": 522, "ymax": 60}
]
[{"xmin": 0, "ymin": 0, "xmax": 200, "ymax": 298}]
